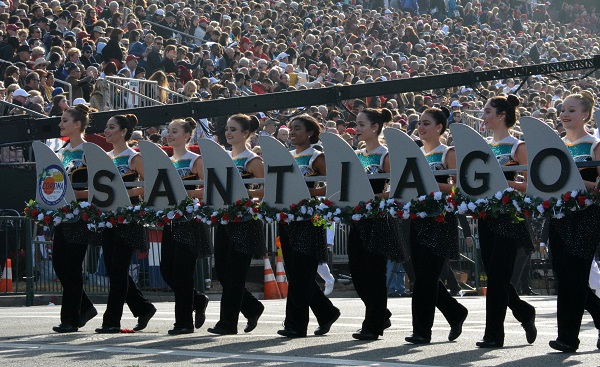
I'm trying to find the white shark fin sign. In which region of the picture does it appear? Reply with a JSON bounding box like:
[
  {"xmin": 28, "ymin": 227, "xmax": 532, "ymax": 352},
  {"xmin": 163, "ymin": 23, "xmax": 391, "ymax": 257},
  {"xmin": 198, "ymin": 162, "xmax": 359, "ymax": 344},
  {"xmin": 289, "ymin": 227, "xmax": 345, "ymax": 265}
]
[
  {"xmin": 450, "ymin": 123, "xmax": 508, "ymax": 199},
  {"xmin": 520, "ymin": 116, "xmax": 585, "ymax": 199},
  {"xmin": 138, "ymin": 140, "xmax": 187, "ymax": 209},
  {"xmin": 320, "ymin": 132, "xmax": 374, "ymax": 203},
  {"xmin": 32, "ymin": 141, "xmax": 76, "ymax": 209},
  {"xmin": 384, "ymin": 128, "xmax": 439, "ymax": 201},
  {"xmin": 259, "ymin": 136, "xmax": 310, "ymax": 209},
  {"xmin": 197, "ymin": 138, "xmax": 248, "ymax": 209},
  {"xmin": 83, "ymin": 143, "xmax": 132, "ymax": 211}
]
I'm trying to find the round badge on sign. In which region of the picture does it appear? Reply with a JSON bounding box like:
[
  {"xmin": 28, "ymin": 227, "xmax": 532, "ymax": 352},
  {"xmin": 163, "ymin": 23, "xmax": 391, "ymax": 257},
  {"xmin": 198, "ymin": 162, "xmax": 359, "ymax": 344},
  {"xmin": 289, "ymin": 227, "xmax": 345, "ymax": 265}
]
[{"xmin": 38, "ymin": 164, "xmax": 68, "ymax": 206}]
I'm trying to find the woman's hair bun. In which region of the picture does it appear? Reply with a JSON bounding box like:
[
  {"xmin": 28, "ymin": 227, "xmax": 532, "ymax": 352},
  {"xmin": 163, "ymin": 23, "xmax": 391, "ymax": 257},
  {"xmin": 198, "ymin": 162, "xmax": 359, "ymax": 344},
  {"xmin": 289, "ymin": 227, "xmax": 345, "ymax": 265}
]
[
  {"xmin": 580, "ymin": 90, "xmax": 595, "ymax": 105},
  {"xmin": 184, "ymin": 117, "xmax": 197, "ymax": 130},
  {"xmin": 249, "ymin": 115, "xmax": 260, "ymax": 133},
  {"xmin": 440, "ymin": 106, "xmax": 451, "ymax": 119},
  {"xmin": 506, "ymin": 94, "xmax": 520, "ymax": 107},
  {"xmin": 74, "ymin": 104, "xmax": 90, "ymax": 115},
  {"xmin": 380, "ymin": 108, "xmax": 393, "ymax": 123},
  {"xmin": 126, "ymin": 114, "xmax": 138, "ymax": 128}
]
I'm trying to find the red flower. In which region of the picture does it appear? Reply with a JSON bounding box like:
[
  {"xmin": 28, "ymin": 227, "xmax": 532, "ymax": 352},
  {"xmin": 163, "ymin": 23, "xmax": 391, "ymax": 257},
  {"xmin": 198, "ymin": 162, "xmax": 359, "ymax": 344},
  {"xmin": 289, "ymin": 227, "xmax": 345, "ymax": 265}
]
[
  {"xmin": 323, "ymin": 200, "xmax": 332, "ymax": 206},
  {"xmin": 397, "ymin": 210, "xmax": 404, "ymax": 218},
  {"xmin": 501, "ymin": 195, "xmax": 510, "ymax": 205},
  {"xmin": 235, "ymin": 200, "xmax": 242, "ymax": 205},
  {"xmin": 245, "ymin": 200, "xmax": 252, "ymax": 207},
  {"xmin": 409, "ymin": 213, "xmax": 417, "ymax": 220},
  {"xmin": 162, "ymin": 217, "xmax": 170, "ymax": 224},
  {"xmin": 577, "ymin": 196, "xmax": 586, "ymax": 205},
  {"xmin": 435, "ymin": 214, "xmax": 445, "ymax": 222},
  {"xmin": 139, "ymin": 211, "xmax": 146, "ymax": 217},
  {"xmin": 82, "ymin": 213, "xmax": 89, "ymax": 221},
  {"xmin": 222, "ymin": 213, "xmax": 231, "ymax": 221},
  {"xmin": 43, "ymin": 215, "xmax": 52, "ymax": 224},
  {"xmin": 478, "ymin": 211, "xmax": 487, "ymax": 219},
  {"xmin": 62, "ymin": 206, "xmax": 70, "ymax": 213},
  {"xmin": 109, "ymin": 217, "xmax": 117, "ymax": 225},
  {"xmin": 542, "ymin": 200, "xmax": 550, "ymax": 209},
  {"xmin": 279, "ymin": 212, "xmax": 287, "ymax": 221},
  {"xmin": 31, "ymin": 209, "xmax": 39, "ymax": 217},
  {"xmin": 156, "ymin": 222, "xmax": 164, "ymax": 227},
  {"xmin": 117, "ymin": 215, "xmax": 125, "ymax": 223},
  {"xmin": 174, "ymin": 212, "xmax": 182, "ymax": 219},
  {"xmin": 252, "ymin": 207, "xmax": 259, "ymax": 214},
  {"xmin": 290, "ymin": 203, "xmax": 297, "ymax": 210},
  {"xmin": 234, "ymin": 216, "xmax": 241, "ymax": 222},
  {"xmin": 210, "ymin": 216, "xmax": 217, "ymax": 224},
  {"xmin": 523, "ymin": 210, "xmax": 531, "ymax": 217},
  {"xmin": 562, "ymin": 192, "xmax": 572, "ymax": 201},
  {"xmin": 354, "ymin": 205, "xmax": 362, "ymax": 213}
]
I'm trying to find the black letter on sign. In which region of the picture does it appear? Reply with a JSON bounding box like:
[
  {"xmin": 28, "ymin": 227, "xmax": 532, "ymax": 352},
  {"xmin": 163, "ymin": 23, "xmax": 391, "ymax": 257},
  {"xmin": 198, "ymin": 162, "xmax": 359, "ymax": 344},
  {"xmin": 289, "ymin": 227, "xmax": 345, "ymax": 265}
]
[
  {"xmin": 267, "ymin": 165, "xmax": 293, "ymax": 204},
  {"xmin": 340, "ymin": 161, "xmax": 350, "ymax": 202},
  {"xmin": 459, "ymin": 151, "xmax": 490, "ymax": 196},
  {"xmin": 91, "ymin": 170, "xmax": 115, "ymax": 207},
  {"xmin": 206, "ymin": 167, "xmax": 233, "ymax": 205},
  {"xmin": 530, "ymin": 148, "xmax": 570, "ymax": 192},
  {"xmin": 393, "ymin": 157, "xmax": 427, "ymax": 198},
  {"xmin": 147, "ymin": 169, "xmax": 176, "ymax": 206}
]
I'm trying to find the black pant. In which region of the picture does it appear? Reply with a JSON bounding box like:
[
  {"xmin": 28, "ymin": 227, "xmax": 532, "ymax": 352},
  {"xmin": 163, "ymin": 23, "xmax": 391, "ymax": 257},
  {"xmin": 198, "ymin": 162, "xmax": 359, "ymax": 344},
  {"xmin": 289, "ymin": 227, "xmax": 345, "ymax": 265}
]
[
  {"xmin": 101, "ymin": 228, "xmax": 154, "ymax": 328},
  {"xmin": 478, "ymin": 220, "xmax": 535, "ymax": 344},
  {"xmin": 441, "ymin": 259, "xmax": 460, "ymax": 293},
  {"xmin": 511, "ymin": 247, "xmax": 532, "ymax": 292},
  {"xmin": 280, "ymin": 225, "xmax": 339, "ymax": 335},
  {"xmin": 213, "ymin": 224, "xmax": 263, "ymax": 332},
  {"xmin": 52, "ymin": 225, "xmax": 94, "ymax": 327},
  {"xmin": 347, "ymin": 224, "xmax": 389, "ymax": 335},
  {"xmin": 549, "ymin": 224, "xmax": 600, "ymax": 347},
  {"xmin": 160, "ymin": 225, "xmax": 206, "ymax": 329},
  {"xmin": 410, "ymin": 238, "xmax": 467, "ymax": 339}
]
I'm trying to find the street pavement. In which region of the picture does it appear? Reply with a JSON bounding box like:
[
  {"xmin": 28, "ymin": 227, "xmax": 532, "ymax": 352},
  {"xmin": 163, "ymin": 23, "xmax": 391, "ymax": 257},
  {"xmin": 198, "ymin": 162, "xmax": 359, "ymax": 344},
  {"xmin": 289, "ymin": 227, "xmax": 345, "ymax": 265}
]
[{"xmin": 0, "ymin": 295, "xmax": 598, "ymax": 366}]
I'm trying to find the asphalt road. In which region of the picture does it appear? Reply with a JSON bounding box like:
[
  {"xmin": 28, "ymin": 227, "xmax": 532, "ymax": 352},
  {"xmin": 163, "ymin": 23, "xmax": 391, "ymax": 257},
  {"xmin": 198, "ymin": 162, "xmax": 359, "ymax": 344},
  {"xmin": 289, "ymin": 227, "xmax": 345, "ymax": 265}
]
[{"xmin": 0, "ymin": 295, "xmax": 598, "ymax": 366}]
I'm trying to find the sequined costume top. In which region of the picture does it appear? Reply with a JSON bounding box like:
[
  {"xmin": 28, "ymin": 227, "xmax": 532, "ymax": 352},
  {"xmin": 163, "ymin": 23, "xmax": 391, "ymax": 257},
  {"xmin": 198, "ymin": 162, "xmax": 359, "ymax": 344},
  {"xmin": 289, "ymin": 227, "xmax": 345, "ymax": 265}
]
[
  {"xmin": 487, "ymin": 135, "xmax": 523, "ymax": 181},
  {"xmin": 563, "ymin": 134, "xmax": 600, "ymax": 183},
  {"xmin": 421, "ymin": 144, "xmax": 452, "ymax": 184},
  {"xmin": 356, "ymin": 145, "xmax": 388, "ymax": 194}
]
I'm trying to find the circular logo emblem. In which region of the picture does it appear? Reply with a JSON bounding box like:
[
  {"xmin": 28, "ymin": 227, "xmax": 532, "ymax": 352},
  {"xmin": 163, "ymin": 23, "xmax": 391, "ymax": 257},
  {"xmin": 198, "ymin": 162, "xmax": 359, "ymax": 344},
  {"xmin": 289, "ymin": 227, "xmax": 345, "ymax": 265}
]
[{"xmin": 38, "ymin": 164, "xmax": 67, "ymax": 206}]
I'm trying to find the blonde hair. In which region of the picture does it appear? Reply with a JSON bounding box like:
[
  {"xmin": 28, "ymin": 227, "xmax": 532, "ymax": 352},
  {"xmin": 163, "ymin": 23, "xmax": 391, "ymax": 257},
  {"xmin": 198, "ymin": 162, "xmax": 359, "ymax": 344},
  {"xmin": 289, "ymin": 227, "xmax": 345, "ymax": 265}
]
[{"xmin": 565, "ymin": 90, "xmax": 596, "ymax": 123}]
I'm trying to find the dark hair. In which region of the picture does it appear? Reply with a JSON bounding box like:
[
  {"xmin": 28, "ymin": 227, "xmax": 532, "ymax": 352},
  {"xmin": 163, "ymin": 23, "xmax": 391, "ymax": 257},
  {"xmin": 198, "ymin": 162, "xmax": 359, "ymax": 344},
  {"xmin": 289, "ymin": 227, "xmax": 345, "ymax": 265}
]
[
  {"xmin": 422, "ymin": 106, "xmax": 450, "ymax": 134},
  {"xmin": 111, "ymin": 114, "xmax": 139, "ymax": 140},
  {"xmin": 360, "ymin": 108, "xmax": 393, "ymax": 134},
  {"xmin": 63, "ymin": 104, "xmax": 93, "ymax": 132},
  {"xmin": 489, "ymin": 94, "xmax": 520, "ymax": 128},
  {"xmin": 290, "ymin": 114, "xmax": 321, "ymax": 144},
  {"xmin": 170, "ymin": 118, "xmax": 196, "ymax": 143},
  {"xmin": 229, "ymin": 113, "xmax": 259, "ymax": 138}
]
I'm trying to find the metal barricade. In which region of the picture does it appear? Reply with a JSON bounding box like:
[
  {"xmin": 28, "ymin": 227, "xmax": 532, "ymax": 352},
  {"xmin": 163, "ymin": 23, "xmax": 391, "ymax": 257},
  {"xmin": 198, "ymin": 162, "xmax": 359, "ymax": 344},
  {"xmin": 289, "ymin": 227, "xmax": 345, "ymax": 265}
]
[
  {"xmin": 104, "ymin": 76, "xmax": 164, "ymax": 109},
  {"xmin": 158, "ymin": 86, "xmax": 191, "ymax": 105},
  {"xmin": 0, "ymin": 213, "xmax": 33, "ymax": 304}
]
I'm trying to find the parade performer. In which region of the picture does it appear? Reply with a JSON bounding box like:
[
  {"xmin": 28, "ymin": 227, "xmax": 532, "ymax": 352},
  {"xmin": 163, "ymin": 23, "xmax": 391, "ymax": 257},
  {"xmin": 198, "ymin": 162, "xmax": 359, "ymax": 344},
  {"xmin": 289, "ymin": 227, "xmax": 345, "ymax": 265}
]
[
  {"xmin": 161, "ymin": 118, "xmax": 210, "ymax": 335},
  {"xmin": 548, "ymin": 91, "xmax": 600, "ymax": 352},
  {"xmin": 94, "ymin": 114, "xmax": 156, "ymax": 333},
  {"xmin": 476, "ymin": 95, "xmax": 536, "ymax": 348},
  {"xmin": 208, "ymin": 114, "xmax": 266, "ymax": 335},
  {"xmin": 277, "ymin": 115, "xmax": 341, "ymax": 338},
  {"xmin": 405, "ymin": 107, "xmax": 468, "ymax": 344},
  {"xmin": 52, "ymin": 105, "xmax": 98, "ymax": 333},
  {"xmin": 349, "ymin": 108, "xmax": 405, "ymax": 340}
]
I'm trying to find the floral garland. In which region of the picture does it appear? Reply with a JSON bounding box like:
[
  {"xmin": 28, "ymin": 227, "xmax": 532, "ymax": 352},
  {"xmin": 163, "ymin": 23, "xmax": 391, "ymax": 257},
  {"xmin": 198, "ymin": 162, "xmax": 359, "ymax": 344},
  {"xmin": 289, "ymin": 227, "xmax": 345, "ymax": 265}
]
[{"xmin": 22, "ymin": 188, "xmax": 600, "ymax": 229}]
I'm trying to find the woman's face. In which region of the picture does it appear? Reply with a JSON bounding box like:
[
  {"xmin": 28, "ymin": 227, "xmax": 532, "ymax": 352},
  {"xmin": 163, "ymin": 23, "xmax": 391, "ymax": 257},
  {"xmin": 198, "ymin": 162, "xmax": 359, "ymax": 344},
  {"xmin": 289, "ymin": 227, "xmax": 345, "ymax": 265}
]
[
  {"xmin": 417, "ymin": 112, "xmax": 442, "ymax": 141},
  {"xmin": 59, "ymin": 97, "xmax": 69, "ymax": 110},
  {"xmin": 355, "ymin": 112, "xmax": 379, "ymax": 142},
  {"xmin": 104, "ymin": 117, "xmax": 126, "ymax": 144},
  {"xmin": 277, "ymin": 128, "xmax": 289, "ymax": 142},
  {"xmin": 59, "ymin": 111, "xmax": 81, "ymax": 138},
  {"xmin": 225, "ymin": 119, "xmax": 247, "ymax": 145},
  {"xmin": 560, "ymin": 96, "xmax": 589, "ymax": 131},
  {"xmin": 481, "ymin": 101, "xmax": 504, "ymax": 131},
  {"xmin": 166, "ymin": 122, "xmax": 190, "ymax": 147},
  {"xmin": 289, "ymin": 120, "xmax": 310, "ymax": 146}
]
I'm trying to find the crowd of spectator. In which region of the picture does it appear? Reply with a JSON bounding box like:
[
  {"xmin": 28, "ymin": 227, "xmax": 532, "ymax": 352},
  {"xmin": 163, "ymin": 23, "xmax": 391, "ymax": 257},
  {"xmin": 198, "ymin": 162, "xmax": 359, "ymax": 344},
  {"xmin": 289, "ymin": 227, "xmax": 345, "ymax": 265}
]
[{"xmin": 0, "ymin": 0, "xmax": 598, "ymax": 144}]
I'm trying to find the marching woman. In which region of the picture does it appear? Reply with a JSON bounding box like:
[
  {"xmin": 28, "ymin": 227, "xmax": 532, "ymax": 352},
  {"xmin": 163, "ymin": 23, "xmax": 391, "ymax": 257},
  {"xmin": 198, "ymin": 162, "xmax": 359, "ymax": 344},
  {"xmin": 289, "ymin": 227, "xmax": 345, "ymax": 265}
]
[
  {"xmin": 548, "ymin": 90, "xmax": 600, "ymax": 352},
  {"xmin": 405, "ymin": 107, "xmax": 469, "ymax": 344},
  {"xmin": 277, "ymin": 115, "xmax": 341, "ymax": 338},
  {"xmin": 94, "ymin": 114, "xmax": 156, "ymax": 333},
  {"xmin": 52, "ymin": 105, "xmax": 98, "ymax": 333},
  {"xmin": 349, "ymin": 107, "xmax": 405, "ymax": 340},
  {"xmin": 208, "ymin": 114, "xmax": 266, "ymax": 335},
  {"xmin": 161, "ymin": 118, "xmax": 211, "ymax": 335},
  {"xmin": 476, "ymin": 95, "xmax": 536, "ymax": 348}
]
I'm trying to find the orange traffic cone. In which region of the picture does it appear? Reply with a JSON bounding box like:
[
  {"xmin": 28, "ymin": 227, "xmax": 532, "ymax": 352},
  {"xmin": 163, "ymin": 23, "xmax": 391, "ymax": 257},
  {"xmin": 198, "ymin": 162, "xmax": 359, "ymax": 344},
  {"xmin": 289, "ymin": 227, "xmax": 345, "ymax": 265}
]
[
  {"xmin": 263, "ymin": 256, "xmax": 281, "ymax": 300},
  {"xmin": 275, "ymin": 255, "xmax": 288, "ymax": 298},
  {"xmin": 0, "ymin": 259, "xmax": 13, "ymax": 293}
]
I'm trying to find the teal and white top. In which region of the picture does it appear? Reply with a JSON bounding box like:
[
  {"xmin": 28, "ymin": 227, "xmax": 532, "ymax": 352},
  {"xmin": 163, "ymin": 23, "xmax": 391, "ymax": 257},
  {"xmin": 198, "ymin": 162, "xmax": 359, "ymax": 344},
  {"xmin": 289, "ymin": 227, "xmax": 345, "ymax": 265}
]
[
  {"xmin": 487, "ymin": 135, "xmax": 523, "ymax": 181},
  {"xmin": 291, "ymin": 146, "xmax": 322, "ymax": 177},
  {"xmin": 59, "ymin": 142, "xmax": 85, "ymax": 176},
  {"xmin": 171, "ymin": 150, "xmax": 200, "ymax": 179},
  {"xmin": 563, "ymin": 134, "xmax": 600, "ymax": 182},
  {"xmin": 229, "ymin": 149, "xmax": 261, "ymax": 178},
  {"xmin": 356, "ymin": 145, "xmax": 388, "ymax": 193},
  {"xmin": 421, "ymin": 144, "xmax": 452, "ymax": 184},
  {"xmin": 108, "ymin": 148, "xmax": 138, "ymax": 177}
]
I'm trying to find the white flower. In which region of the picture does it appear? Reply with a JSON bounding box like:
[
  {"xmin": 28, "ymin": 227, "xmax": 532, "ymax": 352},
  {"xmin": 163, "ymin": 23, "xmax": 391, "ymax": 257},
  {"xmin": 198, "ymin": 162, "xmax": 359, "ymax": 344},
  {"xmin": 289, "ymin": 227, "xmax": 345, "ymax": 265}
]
[
  {"xmin": 556, "ymin": 199, "xmax": 563, "ymax": 207},
  {"xmin": 365, "ymin": 203, "xmax": 372, "ymax": 210},
  {"xmin": 37, "ymin": 213, "xmax": 44, "ymax": 221},
  {"xmin": 445, "ymin": 205, "xmax": 455, "ymax": 213},
  {"xmin": 512, "ymin": 200, "xmax": 521, "ymax": 211},
  {"xmin": 536, "ymin": 204, "xmax": 545, "ymax": 213},
  {"xmin": 387, "ymin": 199, "xmax": 395, "ymax": 205},
  {"xmin": 155, "ymin": 210, "xmax": 163, "ymax": 216},
  {"xmin": 585, "ymin": 199, "xmax": 593, "ymax": 206},
  {"xmin": 72, "ymin": 208, "xmax": 80, "ymax": 216},
  {"xmin": 553, "ymin": 212, "xmax": 565, "ymax": 219},
  {"xmin": 402, "ymin": 211, "xmax": 410, "ymax": 219},
  {"xmin": 300, "ymin": 206, "xmax": 307, "ymax": 214},
  {"xmin": 505, "ymin": 187, "xmax": 515, "ymax": 192},
  {"xmin": 126, "ymin": 206, "xmax": 133, "ymax": 211},
  {"xmin": 79, "ymin": 201, "xmax": 90, "ymax": 208},
  {"xmin": 316, "ymin": 203, "xmax": 328, "ymax": 211},
  {"xmin": 167, "ymin": 211, "xmax": 175, "ymax": 220},
  {"xmin": 256, "ymin": 213, "xmax": 263, "ymax": 220},
  {"xmin": 403, "ymin": 202, "xmax": 411, "ymax": 211},
  {"xmin": 185, "ymin": 205, "xmax": 193, "ymax": 213},
  {"xmin": 65, "ymin": 213, "xmax": 74, "ymax": 220},
  {"xmin": 276, "ymin": 213, "xmax": 281, "ymax": 222},
  {"xmin": 334, "ymin": 208, "xmax": 341, "ymax": 215},
  {"xmin": 220, "ymin": 219, "xmax": 229, "ymax": 225},
  {"xmin": 571, "ymin": 190, "xmax": 578, "ymax": 198},
  {"xmin": 467, "ymin": 202, "xmax": 477, "ymax": 211},
  {"xmin": 434, "ymin": 192, "xmax": 443, "ymax": 200},
  {"xmin": 134, "ymin": 205, "xmax": 141, "ymax": 211},
  {"xmin": 418, "ymin": 195, "xmax": 426, "ymax": 201},
  {"xmin": 417, "ymin": 212, "xmax": 427, "ymax": 218},
  {"xmin": 296, "ymin": 216, "xmax": 303, "ymax": 221},
  {"xmin": 524, "ymin": 197, "xmax": 532, "ymax": 204},
  {"xmin": 352, "ymin": 214, "xmax": 362, "ymax": 221},
  {"xmin": 333, "ymin": 216, "xmax": 341, "ymax": 223},
  {"xmin": 475, "ymin": 198, "xmax": 488, "ymax": 205},
  {"xmin": 288, "ymin": 214, "xmax": 295, "ymax": 221},
  {"xmin": 307, "ymin": 207, "xmax": 314, "ymax": 215},
  {"xmin": 495, "ymin": 191, "xmax": 503, "ymax": 200},
  {"xmin": 389, "ymin": 208, "xmax": 397, "ymax": 217},
  {"xmin": 105, "ymin": 221, "xmax": 113, "ymax": 228},
  {"xmin": 265, "ymin": 217, "xmax": 273, "ymax": 224},
  {"xmin": 379, "ymin": 200, "xmax": 386, "ymax": 209},
  {"xmin": 458, "ymin": 202, "xmax": 468, "ymax": 214},
  {"xmin": 87, "ymin": 223, "xmax": 94, "ymax": 230},
  {"xmin": 98, "ymin": 222, "xmax": 106, "ymax": 228}
]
